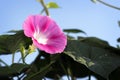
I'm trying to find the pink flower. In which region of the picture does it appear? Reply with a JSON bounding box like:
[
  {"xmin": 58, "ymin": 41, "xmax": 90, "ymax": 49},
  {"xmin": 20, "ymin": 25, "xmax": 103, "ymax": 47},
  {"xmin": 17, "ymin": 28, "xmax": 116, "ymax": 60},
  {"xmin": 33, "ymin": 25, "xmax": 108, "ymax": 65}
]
[{"xmin": 23, "ymin": 15, "xmax": 67, "ymax": 54}]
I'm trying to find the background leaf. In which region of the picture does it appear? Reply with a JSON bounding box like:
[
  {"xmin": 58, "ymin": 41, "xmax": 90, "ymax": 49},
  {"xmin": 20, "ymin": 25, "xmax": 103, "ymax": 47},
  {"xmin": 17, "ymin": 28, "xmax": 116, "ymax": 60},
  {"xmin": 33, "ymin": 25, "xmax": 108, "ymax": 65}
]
[
  {"xmin": 23, "ymin": 51, "xmax": 52, "ymax": 80},
  {"xmin": 117, "ymin": 37, "xmax": 120, "ymax": 42},
  {"xmin": 118, "ymin": 21, "xmax": 120, "ymax": 27},
  {"xmin": 91, "ymin": 0, "xmax": 97, "ymax": 3},
  {"xmin": 0, "ymin": 30, "xmax": 32, "ymax": 55},
  {"xmin": 46, "ymin": 2, "xmax": 60, "ymax": 8},
  {"xmin": 63, "ymin": 29, "xmax": 86, "ymax": 34},
  {"xmin": 78, "ymin": 37, "xmax": 110, "ymax": 48},
  {"xmin": 0, "ymin": 63, "xmax": 29, "ymax": 76}
]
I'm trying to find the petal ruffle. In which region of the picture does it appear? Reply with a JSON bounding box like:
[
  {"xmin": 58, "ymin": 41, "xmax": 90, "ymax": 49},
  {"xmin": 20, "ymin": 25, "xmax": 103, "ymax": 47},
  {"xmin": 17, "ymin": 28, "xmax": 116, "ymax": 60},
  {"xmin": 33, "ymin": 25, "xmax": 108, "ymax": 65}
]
[{"xmin": 23, "ymin": 15, "xmax": 35, "ymax": 37}]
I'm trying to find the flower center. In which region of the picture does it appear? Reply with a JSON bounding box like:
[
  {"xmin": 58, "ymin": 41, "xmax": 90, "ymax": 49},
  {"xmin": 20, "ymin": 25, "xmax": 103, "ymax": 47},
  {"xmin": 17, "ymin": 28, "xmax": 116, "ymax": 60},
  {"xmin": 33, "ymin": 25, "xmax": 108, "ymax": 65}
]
[{"xmin": 33, "ymin": 31, "xmax": 48, "ymax": 45}]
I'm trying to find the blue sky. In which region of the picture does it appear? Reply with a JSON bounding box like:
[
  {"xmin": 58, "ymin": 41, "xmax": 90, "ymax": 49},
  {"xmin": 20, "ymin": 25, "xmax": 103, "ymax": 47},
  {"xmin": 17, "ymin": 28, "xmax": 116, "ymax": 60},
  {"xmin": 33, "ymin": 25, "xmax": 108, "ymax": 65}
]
[
  {"xmin": 0, "ymin": 0, "xmax": 120, "ymax": 80},
  {"xmin": 0, "ymin": 0, "xmax": 120, "ymax": 46},
  {"xmin": 0, "ymin": 0, "xmax": 120, "ymax": 47}
]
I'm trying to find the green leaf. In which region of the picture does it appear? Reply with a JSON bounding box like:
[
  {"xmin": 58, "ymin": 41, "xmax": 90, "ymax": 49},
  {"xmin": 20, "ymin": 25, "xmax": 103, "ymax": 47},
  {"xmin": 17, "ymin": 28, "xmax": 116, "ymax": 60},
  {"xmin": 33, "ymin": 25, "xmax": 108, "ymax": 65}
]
[
  {"xmin": 0, "ymin": 30, "xmax": 32, "ymax": 55},
  {"xmin": 45, "ymin": 53, "xmax": 90, "ymax": 79},
  {"xmin": 91, "ymin": 0, "xmax": 97, "ymax": 3},
  {"xmin": 78, "ymin": 37, "xmax": 110, "ymax": 48},
  {"xmin": 109, "ymin": 67, "xmax": 120, "ymax": 80},
  {"xmin": 64, "ymin": 39, "xmax": 120, "ymax": 79},
  {"xmin": 46, "ymin": 2, "xmax": 60, "ymax": 8},
  {"xmin": 67, "ymin": 35, "xmax": 75, "ymax": 40},
  {"xmin": 117, "ymin": 37, "xmax": 120, "ymax": 42},
  {"xmin": 7, "ymin": 30, "xmax": 20, "ymax": 33},
  {"xmin": 24, "ymin": 63, "xmax": 52, "ymax": 80},
  {"xmin": 11, "ymin": 63, "xmax": 29, "ymax": 73},
  {"xmin": 118, "ymin": 21, "xmax": 120, "ymax": 27},
  {"xmin": 0, "ymin": 35, "xmax": 11, "ymax": 54},
  {"xmin": 63, "ymin": 29, "xmax": 86, "ymax": 34},
  {"xmin": 0, "ymin": 63, "xmax": 29, "ymax": 76},
  {"xmin": 23, "ymin": 52, "xmax": 53, "ymax": 80}
]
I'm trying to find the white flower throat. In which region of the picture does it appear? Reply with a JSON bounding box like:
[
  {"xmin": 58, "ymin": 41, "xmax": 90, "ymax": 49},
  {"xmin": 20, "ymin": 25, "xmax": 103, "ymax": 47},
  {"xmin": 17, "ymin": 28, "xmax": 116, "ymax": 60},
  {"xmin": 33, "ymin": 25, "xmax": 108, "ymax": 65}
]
[{"xmin": 33, "ymin": 30, "xmax": 48, "ymax": 45}]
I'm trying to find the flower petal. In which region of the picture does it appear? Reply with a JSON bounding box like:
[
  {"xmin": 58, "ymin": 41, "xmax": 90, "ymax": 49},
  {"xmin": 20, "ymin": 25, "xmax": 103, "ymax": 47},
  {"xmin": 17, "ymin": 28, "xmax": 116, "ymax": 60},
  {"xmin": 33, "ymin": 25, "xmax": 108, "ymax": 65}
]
[
  {"xmin": 23, "ymin": 15, "xmax": 35, "ymax": 37},
  {"xmin": 23, "ymin": 15, "xmax": 67, "ymax": 54},
  {"xmin": 33, "ymin": 33, "xmax": 67, "ymax": 54}
]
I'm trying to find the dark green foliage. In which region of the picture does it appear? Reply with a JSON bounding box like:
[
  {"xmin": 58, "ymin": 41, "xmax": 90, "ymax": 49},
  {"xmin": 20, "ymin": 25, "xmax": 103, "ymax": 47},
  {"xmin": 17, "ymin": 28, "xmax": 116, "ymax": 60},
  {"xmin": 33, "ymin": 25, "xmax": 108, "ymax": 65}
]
[
  {"xmin": 64, "ymin": 39, "xmax": 120, "ymax": 79},
  {"xmin": 0, "ymin": 63, "xmax": 29, "ymax": 77},
  {"xmin": 117, "ymin": 37, "xmax": 120, "ymax": 42},
  {"xmin": 0, "ymin": 30, "xmax": 32, "ymax": 55},
  {"xmin": 118, "ymin": 21, "xmax": 120, "ymax": 27},
  {"xmin": 23, "ymin": 51, "xmax": 52, "ymax": 80},
  {"xmin": 109, "ymin": 67, "xmax": 120, "ymax": 80},
  {"xmin": 0, "ymin": 30, "xmax": 120, "ymax": 80}
]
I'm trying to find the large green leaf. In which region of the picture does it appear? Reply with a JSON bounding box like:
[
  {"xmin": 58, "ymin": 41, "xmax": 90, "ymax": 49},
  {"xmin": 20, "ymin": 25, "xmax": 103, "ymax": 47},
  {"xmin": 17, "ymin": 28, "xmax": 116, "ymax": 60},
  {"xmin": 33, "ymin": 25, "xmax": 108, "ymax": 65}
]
[
  {"xmin": 0, "ymin": 30, "xmax": 32, "ymax": 55},
  {"xmin": 109, "ymin": 67, "xmax": 120, "ymax": 80},
  {"xmin": 0, "ymin": 63, "xmax": 29, "ymax": 76},
  {"xmin": 64, "ymin": 39, "xmax": 120, "ymax": 79}
]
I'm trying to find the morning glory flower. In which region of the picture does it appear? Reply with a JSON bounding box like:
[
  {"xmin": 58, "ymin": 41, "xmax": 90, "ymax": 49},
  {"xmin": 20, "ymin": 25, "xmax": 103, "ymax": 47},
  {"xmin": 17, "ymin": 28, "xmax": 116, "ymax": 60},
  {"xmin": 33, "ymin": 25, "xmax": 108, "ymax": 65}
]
[{"xmin": 23, "ymin": 15, "xmax": 67, "ymax": 54}]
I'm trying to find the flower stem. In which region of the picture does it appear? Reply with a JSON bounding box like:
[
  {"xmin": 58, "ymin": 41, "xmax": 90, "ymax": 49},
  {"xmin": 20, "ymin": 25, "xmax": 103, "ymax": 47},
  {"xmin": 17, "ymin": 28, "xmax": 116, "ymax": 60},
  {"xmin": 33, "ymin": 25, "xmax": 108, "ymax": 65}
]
[
  {"xmin": 88, "ymin": 75, "xmax": 91, "ymax": 80},
  {"xmin": 12, "ymin": 53, "xmax": 15, "ymax": 64},
  {"xmin": 21, "ymin": 51, "xmax": 26, "ymax": 64},
  {"xmin": 59, "ymin": 59, "xmax": 70, "ymax": 80},
  {"xmin": 97, "ymin": 0, "xmax": 120, "ymax": 10},
  {"xmin": 0, "ymin": 59, "xmax": 8, "ymax": 66},
  {"xmin": 67, "ymin": 66, "xmax": 75, "ymax": 80},
  {"xmin": 40, "ymin": 0, "xmax": 50, "ymax": 16},
  {"xmin": 88, "ymin": 70, "xmax": 91, "ymax": 80}
]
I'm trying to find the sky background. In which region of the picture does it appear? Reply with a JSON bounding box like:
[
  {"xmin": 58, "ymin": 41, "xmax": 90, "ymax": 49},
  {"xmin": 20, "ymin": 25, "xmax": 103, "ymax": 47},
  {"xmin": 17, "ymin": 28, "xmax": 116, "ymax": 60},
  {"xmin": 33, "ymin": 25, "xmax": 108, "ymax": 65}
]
[
  {"xmin": 0, "ymin": 0, "xmax": 120, "ymax": 80},
  {"xmin": 0, "ymin": 0, "xmax": 120, "ymax": 47}
]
